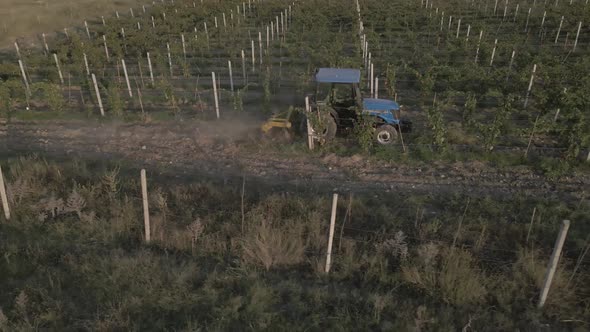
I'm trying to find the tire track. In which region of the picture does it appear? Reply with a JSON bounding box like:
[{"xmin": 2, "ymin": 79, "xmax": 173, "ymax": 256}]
[{"xmin": 0, "ymin": 120, "xmax": 586, "ymax": 200}]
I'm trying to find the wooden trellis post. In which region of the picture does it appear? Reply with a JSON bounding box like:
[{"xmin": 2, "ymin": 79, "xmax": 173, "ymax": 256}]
[
  {"xmin": 121, "ymin": 28, "xmax": 127, "ymax": 53},
  {"xmin": 14, "ymin": 41, "xmax": 21, "ymax": 59},
  {"xmin": 0, "ymin": 166, "xmax": 10, "ymax": 221},
  {"xmin": 370, "ymin": 63, "xmax": 374, "ymax": 96},
  {"xmin": 212, "ymin": 72, "xmax": 220, "ymax": 119},
  {"xmin": 241, "ymin": 49, "xmax": 247, "ymax": 84},
  {"xmin": 83, "ymin": 53, "xmax": 90, "ymax": 76},
  {"xmin": 573, "ymin": 22, "xmax": 582, "ymax": 51},
  {"xmin": 91, "ymin": 73, "xmax": 105, "ymax": 116},
  {"xmin": 53, "ymin": 54, "xmax": 64, "ymax": 85},
  {"xmin": 489, "ymin": 39, "xmax": 498, "ymax": 66},
  {"xmin": 121, "ymin": 59, "xmax": 132, "ymax": 97},
  {"xmin": 325, "ymin": 193, "xmax": 339, "ymax": 273},
  {"xmin": 147, "ymin": 52, "xmax": 154, "ymax": 85},
  {"xmin": 251, "ymin": 40, "xmax": 255, "ymax": 72},
  {"xmin": 140, "ymin": 169, "xmax": 151, "ymax": 243},
  {"xmin": 167, "ymin": 43, "xmax": 173, "ymax": 77},
  {"xmin": 181, "ymin": 34, "xmax": 187, "ymax": 61},
  {"xmin": 538, "ymin": 220, "xmax": 570, "ymax": 308},
  {"xmin": 305, "ymin": 96, "xmax": 314, "ymax": 150},
  {"xmin": 228, "ymin": 60, "xmax": 234, "ymax": 92},
  {"xmin": 475, "ymin": 30, "xmax": 483, "ymax": 63},
  {"xmin": 554, "ymin": 16, "xmax": 564, "ymax": 44},
  {"xmin": 84, "ymin": 21, "xmax": 90, "ymax": 39},
  {"xmin": 103, "ymin": 35, "xmax": 110, "ymax": 62},
  {"xmin": 374, "ymin": 77, "xmax": 379, "ymax": 98},
  {"xmin": 524, "ymin": 64, "xmax": 537, "ymax": 108},
  {"xmin": 258, "ymin": 31, "xmax": 263, "ymax": 65},
  {"xmin": 18, "ymin": 60, "xmax": 31, "ymax": 97},
  {"xmin": 42, "ymin": 33, "xmax": 49, "ymax": 53}
]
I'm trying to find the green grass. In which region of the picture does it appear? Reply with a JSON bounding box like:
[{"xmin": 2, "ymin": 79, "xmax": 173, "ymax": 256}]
[{"xmin": 0, "ymin": 155, "xmax": 588, "ymax": 330}]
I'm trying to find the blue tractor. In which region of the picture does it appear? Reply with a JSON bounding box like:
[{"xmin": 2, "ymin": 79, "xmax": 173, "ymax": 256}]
[
  {"xmin": 310, "ymin": 68, "xmax": 412, "ymax": 145},
  {"xmin": 261, "ymin": 68, "xmax": 412, "ymax": 144}
]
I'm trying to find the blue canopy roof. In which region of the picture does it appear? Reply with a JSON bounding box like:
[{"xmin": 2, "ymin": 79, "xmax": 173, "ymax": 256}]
[{"xmin": 315, "ymin": 68, "xmax": 361, "ymax": 84}]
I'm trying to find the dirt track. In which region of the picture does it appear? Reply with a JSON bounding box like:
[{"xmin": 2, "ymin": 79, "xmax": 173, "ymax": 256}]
[{"xmin": 1, "ymin": 119, "xmax": 587, "ymax": 200}]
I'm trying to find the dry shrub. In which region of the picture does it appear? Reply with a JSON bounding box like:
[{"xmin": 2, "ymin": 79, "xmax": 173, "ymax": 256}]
[
  {"xmin": 402, "ymin": 245, "xmax": 487, "ymax": 306},
  {"xmin": 241, "ymin": 218, "xmax": 306, "ymax": 271},
  {"xmin": 375, "ymin": 230, "xmax": 409, "ymax": 261},
  {"xmin": 493, "ymin": 249, "xmax": 579, "ymax": 318}
]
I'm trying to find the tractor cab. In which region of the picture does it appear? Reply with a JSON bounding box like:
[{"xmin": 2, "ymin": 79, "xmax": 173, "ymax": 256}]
[{"xmin": 312, "ymin": 68, "xmax": 412, "ymax": 145}]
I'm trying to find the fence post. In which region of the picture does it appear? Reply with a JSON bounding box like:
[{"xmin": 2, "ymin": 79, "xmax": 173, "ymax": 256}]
[
  {"xmin": 374, "ymin": 77, "xmax": 379, "ymax": 98},
  {"xmin": 212, "ymin": 72, "xmax": 220, "ymax": 119},
  {"xmin": 84, "ymin": 20, "xmax": 91, "ymax": 39},
  {"xmin": 83, "ymin": 53, "xmax": 90, "ymax": 76},
  {"xmin": 14, "ymin": 42, "xmax": 21, "ymax": 59},
  {"xmin": 167, "ymin": 43, "xmax": 173, "ymax": 77},
  {"xmin": 121, "ymin": 59, "xmax": 132, "ymax": 97},
  {"xmin": 241, "ymin": 50, "xmax": 247, "ymax": 85},
  {"xmin": 305, "ymin": 96, "xmax": 314, "ymax": 150},
  {"xmin": 91, "ymin": 73, "xmax": 105, "ymax": 116},
  {"xmin": 103, "ymin": 35, "xmax": 110, "ymax": 62},
  {"xmin": 490, "ymin": 39, "xmax": 498, "ymax": 66},
  {"xmin": 538, "ymin": 220, "xmax": 570, "ymax": 308},
  {"xmin": 42, "ymin": 33, "xmax": 49, "ymax": 53},
  {"xmin": 325, "ymin": 193, "xmax": 339, "ymax": 273},
  {"xmin": 140, "ymin": 169, "xmax": 151, "ymax": 243},
  {"xmin": 18, "ymin": 60, "xmax": 31, "ymax": 97},
  {"xmin": 228, "ymin": 60, "xmax": 234, "ymax": 92},
  {"xmin": 524, "ymin": 64, "xmax": 537, "ymax": 108},
  {"xmin": 554, "ymin": 16, "xmax": 564, "ymax": 44},
  {"xmin": 573, "ymin": 22, "xmax": 582, "ymax": 52},
  {"xmin": 258, "ymin": 31, "xmax": 263, "ymax": 65},
  {"xmin": 251, "ymin": 40, "xmax": 255, "ymax": 72},
  {"xmin": 147, "ymin": 52, "xmax": 154, "ymax": 85},
  {"xmin": 0, "ymin": 166, "xmax": 10, "ymax": 221},
  {"xmin": 53, "ymin": 54, "xmax": 64, "ymax": 85}
]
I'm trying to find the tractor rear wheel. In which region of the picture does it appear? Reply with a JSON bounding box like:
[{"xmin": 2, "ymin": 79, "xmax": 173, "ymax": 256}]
[
  {"xmin": 374, "ymin": 125, "xmax": 398, "ymax": 145},
  {"xmin": 318, "ymin": 113, "xmax": 337, "ymax": 144}
]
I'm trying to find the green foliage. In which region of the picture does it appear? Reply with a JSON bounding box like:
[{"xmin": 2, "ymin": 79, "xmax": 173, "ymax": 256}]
[
  {"xmin": 425, "ymin": 99, "xmax": 447, "ymax": 148},
  {"xmin": 385, "ymin": 63, "xmax": 397, "ymax": 98},
  {"xmin": 262, "ymin": 66, "xmax": 271, "ymax": 112},
  {"xmin": 157, "ymin": 77, "xmax": 179, "ymax": 115},
  {"xmin": 480, "ymin": 94, "xmax": 516, "ymax": 152},
  {"xmin": 403, "ymin": 247, "xmax": 487, "ymax": 306},
  {"xmin": 353, "ymin": 113, "xmax": 375, "ymax": 152},
  {"xmin": 462, "ymin": 92, "xmax": 477, "ymax": 128},
  {"xmin": 31, "ymin": 82, "xmax": 66, "ymax": 113},
  {"xmin": 106, "ymin": 84, "xmax": 124, "ymax": 116}
]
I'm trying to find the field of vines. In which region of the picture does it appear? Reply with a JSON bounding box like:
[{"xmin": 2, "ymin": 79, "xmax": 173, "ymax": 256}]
[
  {"xmin": 1, "ymin": 0, "xmax": 590, "ymax": 330},
  {"xmin": 0, "ymin": 0, "xmax": 588, "ymax": 165}
]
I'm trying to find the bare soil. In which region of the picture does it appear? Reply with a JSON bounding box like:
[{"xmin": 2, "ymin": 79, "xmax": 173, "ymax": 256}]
[{"xmin": 1, "ymin": 119, "xmax": 587, "ymax": 200}]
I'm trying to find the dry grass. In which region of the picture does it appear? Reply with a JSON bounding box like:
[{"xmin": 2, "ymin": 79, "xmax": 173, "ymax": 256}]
[{"xmin": 0, "ymin": 0, "xmax": 144, "ymax": 47}]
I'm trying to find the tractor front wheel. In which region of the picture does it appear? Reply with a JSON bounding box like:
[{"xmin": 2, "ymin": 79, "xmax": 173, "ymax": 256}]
[{"xmin": 374, "ymin": 125, "xmax": 398, "ymax": 145}]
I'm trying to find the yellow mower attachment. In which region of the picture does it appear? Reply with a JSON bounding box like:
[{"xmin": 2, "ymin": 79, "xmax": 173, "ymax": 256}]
[
  {"xmin": 261, "ymin": 118, "xmax": 292, "ymax": 133},
  {"xmin": 260, "ymin": 107, "xmax": 294, "ymax": 134}
]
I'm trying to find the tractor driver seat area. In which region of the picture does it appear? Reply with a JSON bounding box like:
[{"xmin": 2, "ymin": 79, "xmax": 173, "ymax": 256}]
[{"xmin": 330, "ymin": 84, "xmax": 357, "ymax": 110}]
